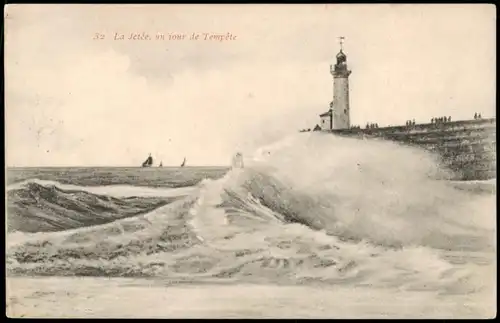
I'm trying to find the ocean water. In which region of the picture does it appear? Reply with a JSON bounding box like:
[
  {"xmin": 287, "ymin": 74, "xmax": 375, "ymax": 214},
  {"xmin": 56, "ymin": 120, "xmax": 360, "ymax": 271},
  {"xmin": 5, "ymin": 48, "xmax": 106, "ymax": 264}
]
[{"xmin": 5, "ymin": 133, "xmax": 497, "ymax": 318}]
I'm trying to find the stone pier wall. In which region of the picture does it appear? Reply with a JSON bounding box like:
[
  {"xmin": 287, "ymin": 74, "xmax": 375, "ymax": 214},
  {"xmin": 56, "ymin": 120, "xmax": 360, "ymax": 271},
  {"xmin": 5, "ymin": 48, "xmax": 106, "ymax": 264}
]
[{"xmin": 327, "ymin": 118, "xmax": 496, "ymax": 181}]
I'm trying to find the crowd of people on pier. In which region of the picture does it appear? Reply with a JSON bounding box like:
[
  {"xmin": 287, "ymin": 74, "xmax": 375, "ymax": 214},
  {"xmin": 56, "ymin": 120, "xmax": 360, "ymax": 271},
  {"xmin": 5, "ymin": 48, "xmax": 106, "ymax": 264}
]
[
  {"xmin": 301, "ymin": 112, "xmax": 487, "ymax": 133},
  {"xmin": 431, "ymin": 116, "xmax": 452, "ymax": 124}
]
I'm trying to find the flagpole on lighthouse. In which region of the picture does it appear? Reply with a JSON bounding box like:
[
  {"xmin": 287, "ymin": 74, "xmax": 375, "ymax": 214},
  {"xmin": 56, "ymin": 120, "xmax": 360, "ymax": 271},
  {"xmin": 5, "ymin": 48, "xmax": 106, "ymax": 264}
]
[{"xmin": 339, "ymin": 36, "xmax": 345, "ymax": 51}]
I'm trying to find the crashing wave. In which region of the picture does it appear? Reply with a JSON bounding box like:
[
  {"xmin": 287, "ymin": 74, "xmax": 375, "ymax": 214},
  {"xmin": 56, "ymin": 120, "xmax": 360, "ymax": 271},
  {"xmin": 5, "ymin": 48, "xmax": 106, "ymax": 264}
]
[
  {"xmin": 5, "ymin": 134, "xmax": 495, "ymax": 293},
  {"xmin": 6, "ymin": 181, "xmax": 186, "ymax": 233}
]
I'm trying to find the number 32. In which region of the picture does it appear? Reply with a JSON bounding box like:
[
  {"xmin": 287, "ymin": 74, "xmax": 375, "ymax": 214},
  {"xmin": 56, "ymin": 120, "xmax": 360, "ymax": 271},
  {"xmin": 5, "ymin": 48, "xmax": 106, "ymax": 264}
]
[{"xmin": 93, "ymin": 33, "xmax": 105, "ymax": 40}]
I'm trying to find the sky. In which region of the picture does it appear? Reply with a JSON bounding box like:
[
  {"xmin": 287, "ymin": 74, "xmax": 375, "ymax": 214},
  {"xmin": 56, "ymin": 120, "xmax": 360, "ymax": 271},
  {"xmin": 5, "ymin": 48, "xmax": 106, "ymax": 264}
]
[{"xmin": 5, "ymin": 4, "xmax": 496, "ymax": 167}]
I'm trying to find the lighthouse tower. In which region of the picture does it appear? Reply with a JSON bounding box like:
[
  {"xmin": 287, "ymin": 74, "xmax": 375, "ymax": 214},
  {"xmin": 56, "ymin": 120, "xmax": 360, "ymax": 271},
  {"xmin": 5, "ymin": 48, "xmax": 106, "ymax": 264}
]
[{"xmin": 330, "ymin": 37, "xmax": 351, "ymax": 130}]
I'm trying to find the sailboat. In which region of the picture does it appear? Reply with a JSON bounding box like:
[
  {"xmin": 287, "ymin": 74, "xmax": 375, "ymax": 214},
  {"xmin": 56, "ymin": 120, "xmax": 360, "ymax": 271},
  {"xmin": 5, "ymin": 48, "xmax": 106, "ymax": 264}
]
[
  {"xmin": 159, "ymin": 161, "xmax": 163, "ymax": 167},
  {"xmin": 141, "ymin": 153, "xmax": 153, "ymax": 168},
  {"xmin": 180, "ymin": 157, "xmax": 186, "ymax": 167}
]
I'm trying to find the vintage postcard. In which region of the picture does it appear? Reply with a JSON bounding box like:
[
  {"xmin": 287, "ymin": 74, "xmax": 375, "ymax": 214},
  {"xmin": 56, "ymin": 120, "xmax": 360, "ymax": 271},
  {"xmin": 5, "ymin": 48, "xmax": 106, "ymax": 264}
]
[{"xmin": 5, "ymin": 4, "xmax": 496, "ymax": 318}]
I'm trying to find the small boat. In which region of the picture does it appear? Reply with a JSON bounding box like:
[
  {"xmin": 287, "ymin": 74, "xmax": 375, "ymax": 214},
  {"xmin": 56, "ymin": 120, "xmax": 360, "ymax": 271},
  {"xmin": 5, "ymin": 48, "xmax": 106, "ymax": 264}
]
[
  {"xmin": 142, "ymin": 153, "xmax": 153, "ymax": 168},
  {"xmin": 159, "ymin": 161, "xmax": 163, "ymax": 167},
  {"xmin": 180, "ymin": 157, "xmax": 186, "ymax": 167}
]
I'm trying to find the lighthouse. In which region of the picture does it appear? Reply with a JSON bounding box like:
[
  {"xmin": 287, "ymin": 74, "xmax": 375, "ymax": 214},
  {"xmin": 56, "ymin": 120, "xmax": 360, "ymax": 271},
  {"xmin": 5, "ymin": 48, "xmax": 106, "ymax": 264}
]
[{"xmin": 319, "ymin": 37, "xmax": 352, "ymax": 130}]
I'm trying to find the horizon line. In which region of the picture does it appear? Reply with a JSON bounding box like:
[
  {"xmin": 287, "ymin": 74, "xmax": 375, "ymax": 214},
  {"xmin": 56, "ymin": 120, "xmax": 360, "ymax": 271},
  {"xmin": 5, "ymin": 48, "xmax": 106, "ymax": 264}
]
[{"xmin": 5, "ymin": 165, "xmax": 231, "ymax": 169}]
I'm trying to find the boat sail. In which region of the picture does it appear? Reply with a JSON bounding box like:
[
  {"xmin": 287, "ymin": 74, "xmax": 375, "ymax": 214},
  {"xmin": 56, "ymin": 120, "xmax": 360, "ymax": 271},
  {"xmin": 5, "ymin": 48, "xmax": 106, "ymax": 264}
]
[
  {"xmin": 180, "ymin": 157, "xmax": 186, "ymax": 167},
  {"xmin": 142, "ymin": 153, "xmax": 153, "ymax": 167}
]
